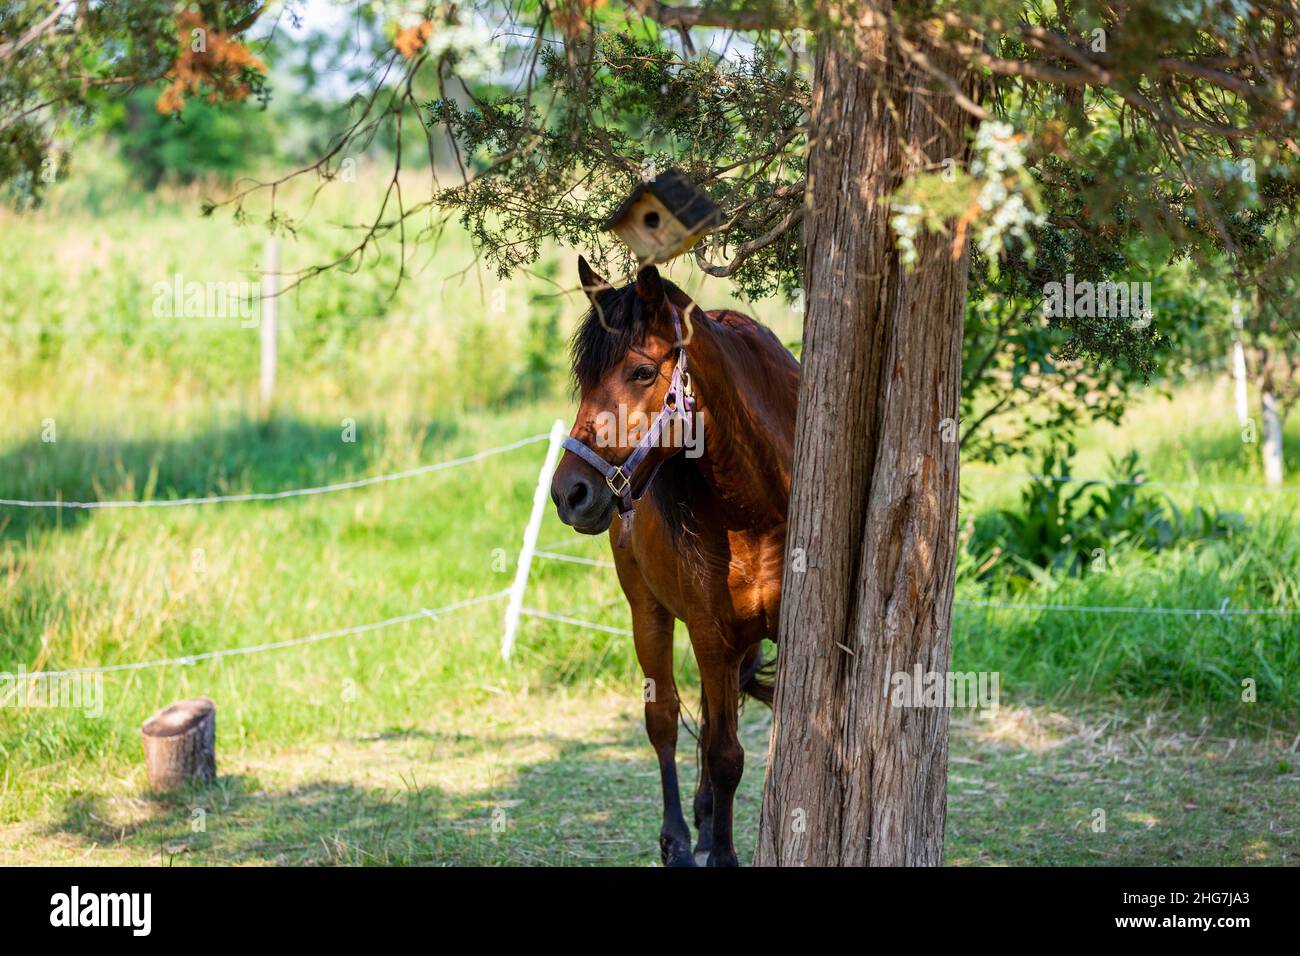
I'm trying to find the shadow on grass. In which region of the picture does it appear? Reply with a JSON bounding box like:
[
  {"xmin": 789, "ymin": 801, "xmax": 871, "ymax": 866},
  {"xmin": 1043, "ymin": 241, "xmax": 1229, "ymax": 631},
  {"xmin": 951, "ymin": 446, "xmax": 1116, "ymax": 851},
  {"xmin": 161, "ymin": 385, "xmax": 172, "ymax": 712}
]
[
  {"xmin": 945, "ymin": 707, "xmax": 1299, "ymax": 866},
  {"xmin": 0, "ymin": 416, "xmax": 459, "ymax": 542},
  {"xmin": 48, "ymin": 775, "xmax": 501, "ymax": 866},
  {"xmin": 39, "ymin": 700, "xmax": 1295, "ymax": 867},
  {"xmin": 43, "ymin": 724, "xmax": 674, "ymax": 866},
  {"xmin": 38, "ymin": 704, "xmax": 769, "ymax": 867}
]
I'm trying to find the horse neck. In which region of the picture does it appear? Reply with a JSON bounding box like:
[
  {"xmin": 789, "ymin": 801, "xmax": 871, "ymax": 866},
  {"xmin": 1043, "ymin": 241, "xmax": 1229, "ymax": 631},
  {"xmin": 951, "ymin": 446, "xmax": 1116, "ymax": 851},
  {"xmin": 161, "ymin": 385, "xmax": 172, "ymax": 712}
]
[{"xmin": 677, "ymin": 302, "xmax": 792, "ymax": 527}]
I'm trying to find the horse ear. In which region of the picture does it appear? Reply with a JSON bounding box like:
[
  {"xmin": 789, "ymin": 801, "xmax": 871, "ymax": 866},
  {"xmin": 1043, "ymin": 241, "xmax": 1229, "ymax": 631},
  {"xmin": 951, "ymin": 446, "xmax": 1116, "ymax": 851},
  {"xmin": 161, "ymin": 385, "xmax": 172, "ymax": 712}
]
[
  {"xmin": 634, "ymin": 264, "xmax": 667, "ymax": 310},
  {"xmin": 577, "ymin": 255, "xmax": 610, "ymax": 306}
]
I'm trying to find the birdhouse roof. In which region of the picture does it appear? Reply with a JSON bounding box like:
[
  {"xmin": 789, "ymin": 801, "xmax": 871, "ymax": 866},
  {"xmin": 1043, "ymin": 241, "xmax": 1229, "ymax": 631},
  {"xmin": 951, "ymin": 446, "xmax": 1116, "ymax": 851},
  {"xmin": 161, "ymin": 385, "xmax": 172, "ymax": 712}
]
[{"xmin": 602, "ymin": 169, "xmax": 723, "ymax": 233}]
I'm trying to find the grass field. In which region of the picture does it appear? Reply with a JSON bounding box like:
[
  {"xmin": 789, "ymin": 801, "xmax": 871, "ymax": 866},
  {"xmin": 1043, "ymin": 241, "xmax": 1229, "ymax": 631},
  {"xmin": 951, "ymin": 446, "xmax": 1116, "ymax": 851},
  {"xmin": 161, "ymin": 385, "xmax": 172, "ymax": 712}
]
[{"xmin": 1, "ymin": 165, "xmax": 1296, "ymax": 865}]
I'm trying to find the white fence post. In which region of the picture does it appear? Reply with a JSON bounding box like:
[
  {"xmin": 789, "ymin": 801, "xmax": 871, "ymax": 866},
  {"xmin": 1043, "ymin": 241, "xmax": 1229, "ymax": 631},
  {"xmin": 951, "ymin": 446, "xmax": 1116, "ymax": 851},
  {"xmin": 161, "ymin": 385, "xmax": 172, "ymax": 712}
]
[
  {"xmin": 501, "ymin": 419, "xmax": 567, "ymax": 661},
  {"xmin": 260, "ymin": 237, "xmax": 280, "ymax": 415}
]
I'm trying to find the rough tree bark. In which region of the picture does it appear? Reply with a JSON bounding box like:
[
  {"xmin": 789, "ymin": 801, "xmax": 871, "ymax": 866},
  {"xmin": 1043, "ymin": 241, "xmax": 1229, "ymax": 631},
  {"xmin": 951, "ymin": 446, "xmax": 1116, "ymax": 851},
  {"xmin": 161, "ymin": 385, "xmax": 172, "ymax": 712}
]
[{"xmin": 756, "ymin": 10, "xmax": 971, "ymax": 866}]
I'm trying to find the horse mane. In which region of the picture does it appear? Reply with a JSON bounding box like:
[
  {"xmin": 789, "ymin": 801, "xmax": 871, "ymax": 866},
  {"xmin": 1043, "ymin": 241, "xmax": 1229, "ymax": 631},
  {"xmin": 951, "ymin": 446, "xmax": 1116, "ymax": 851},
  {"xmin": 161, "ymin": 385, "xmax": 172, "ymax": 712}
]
[{"xmin": 572, "ymin": 279, "xmax": 664, "ymax": 392}]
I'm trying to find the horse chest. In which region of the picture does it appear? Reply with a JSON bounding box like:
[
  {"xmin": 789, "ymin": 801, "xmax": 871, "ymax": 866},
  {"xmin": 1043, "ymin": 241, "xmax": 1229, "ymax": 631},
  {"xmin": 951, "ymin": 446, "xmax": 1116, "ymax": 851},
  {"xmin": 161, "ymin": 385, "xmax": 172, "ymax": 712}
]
[{"xmin": 623, "ymin": 514, "xmax": 783, "ymax": 638}]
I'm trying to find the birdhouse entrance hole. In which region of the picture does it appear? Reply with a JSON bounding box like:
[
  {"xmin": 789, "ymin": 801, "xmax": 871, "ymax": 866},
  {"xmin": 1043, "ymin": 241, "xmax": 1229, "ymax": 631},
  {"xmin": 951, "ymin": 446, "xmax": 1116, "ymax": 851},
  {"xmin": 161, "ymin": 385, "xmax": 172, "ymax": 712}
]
[{"xmin": 602, "ymin": 169, "xmax": 723, "ymax": 265}]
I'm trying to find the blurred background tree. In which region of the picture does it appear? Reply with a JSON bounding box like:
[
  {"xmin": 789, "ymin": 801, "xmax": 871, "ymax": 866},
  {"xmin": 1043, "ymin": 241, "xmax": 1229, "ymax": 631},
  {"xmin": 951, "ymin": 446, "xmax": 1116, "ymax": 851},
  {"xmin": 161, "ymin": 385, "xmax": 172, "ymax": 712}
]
[{"xmin": 104, "ymin": 87, "xmax": 276, "ymax": 188}]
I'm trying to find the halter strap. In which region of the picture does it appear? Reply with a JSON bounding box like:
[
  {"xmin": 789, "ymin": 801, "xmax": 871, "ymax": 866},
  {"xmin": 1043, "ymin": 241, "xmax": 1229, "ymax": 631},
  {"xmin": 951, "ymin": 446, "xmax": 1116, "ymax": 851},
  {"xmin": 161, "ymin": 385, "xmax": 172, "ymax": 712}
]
[{"xmin": 562, "ymin": 304, "xmax": 695, "ymax": 547}]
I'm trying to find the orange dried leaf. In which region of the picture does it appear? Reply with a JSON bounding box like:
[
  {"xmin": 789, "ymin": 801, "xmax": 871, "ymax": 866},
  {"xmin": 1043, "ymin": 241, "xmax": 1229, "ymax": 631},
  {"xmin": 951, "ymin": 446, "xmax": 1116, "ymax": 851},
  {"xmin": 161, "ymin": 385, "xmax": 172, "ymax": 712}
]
[
  {"xmin": 395, "ymin": 20, "xmax": 434, "ymax": 58},
  {"xmin": 156, "ymin": 11, "xmax": 267, "ymax": 114}
]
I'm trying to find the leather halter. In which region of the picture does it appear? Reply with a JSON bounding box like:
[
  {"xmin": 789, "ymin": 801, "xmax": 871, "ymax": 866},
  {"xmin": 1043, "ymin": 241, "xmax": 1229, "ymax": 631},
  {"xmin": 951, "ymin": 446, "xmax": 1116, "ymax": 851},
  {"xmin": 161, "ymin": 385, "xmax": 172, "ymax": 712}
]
[{"xmin": 562, "ymin": 305, "xmax": 695, "ymax": 547}]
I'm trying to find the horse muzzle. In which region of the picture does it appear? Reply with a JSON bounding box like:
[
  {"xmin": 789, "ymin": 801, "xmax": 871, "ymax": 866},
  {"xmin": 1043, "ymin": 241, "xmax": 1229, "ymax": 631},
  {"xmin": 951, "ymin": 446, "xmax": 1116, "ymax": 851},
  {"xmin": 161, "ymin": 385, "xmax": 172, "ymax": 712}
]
[{"xmin": 551, "ymin": 459, "xmax": 616, "ymax": 534}]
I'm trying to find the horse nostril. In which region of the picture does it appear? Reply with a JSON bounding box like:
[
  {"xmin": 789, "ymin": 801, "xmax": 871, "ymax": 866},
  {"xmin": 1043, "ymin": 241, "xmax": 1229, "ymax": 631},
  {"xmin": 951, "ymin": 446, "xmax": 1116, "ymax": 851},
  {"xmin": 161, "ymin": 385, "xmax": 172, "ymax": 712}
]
[{"xmin": 566, "ymin": 479, "xmax": 590, "ymax": 511}]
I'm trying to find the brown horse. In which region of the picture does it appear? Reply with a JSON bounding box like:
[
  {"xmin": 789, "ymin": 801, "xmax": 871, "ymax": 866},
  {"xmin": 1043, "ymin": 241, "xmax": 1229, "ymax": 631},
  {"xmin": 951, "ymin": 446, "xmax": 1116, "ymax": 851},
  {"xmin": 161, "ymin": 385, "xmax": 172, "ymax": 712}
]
[{"xmin": 550, "ymin": 257, "xmax": 799, "ymax": 866}]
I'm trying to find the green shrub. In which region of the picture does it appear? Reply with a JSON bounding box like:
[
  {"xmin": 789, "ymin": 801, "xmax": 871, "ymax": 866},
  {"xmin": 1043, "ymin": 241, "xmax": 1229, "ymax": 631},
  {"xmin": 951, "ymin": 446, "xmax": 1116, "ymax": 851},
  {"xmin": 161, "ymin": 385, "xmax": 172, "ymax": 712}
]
[{"xmin": 969, "ymin": 446, "xmax": 1245, "ymax": 583}]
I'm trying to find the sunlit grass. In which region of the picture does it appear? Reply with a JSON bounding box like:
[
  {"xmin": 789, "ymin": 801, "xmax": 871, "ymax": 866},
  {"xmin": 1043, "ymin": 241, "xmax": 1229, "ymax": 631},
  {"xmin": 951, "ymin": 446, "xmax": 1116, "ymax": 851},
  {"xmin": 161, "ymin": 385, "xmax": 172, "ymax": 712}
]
[{"xmin": 0, "ymin": 164, "xmax": 1296, "ymax": 864}]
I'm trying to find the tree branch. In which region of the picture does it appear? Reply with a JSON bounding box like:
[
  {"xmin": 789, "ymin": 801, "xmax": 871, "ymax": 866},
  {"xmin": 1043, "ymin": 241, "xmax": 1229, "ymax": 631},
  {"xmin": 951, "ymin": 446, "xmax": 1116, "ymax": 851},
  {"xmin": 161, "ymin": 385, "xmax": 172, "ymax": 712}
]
[
  {"xmin": 0, "ymin": 0, "xmax": 75, "ymax": 63},
  {"xmin": 625, "ymin": 0, "xmax": 795, "ymax": 31},
  {"xmin": 694, "ymin": 201, "xmax": 803, "ymax": 277}
]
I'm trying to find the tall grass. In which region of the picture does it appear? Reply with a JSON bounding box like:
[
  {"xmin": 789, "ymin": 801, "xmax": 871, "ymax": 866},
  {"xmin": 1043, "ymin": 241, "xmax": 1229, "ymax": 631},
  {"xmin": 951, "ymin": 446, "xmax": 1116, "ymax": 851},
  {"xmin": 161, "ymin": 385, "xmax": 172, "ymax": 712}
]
[
  {"xmin": 959, "ymin": 376, "xmax": 1300, "ymax": 714},
  {"xmin": 1, "ymin": 158, "xmax": 1297, "ymax": 829}
]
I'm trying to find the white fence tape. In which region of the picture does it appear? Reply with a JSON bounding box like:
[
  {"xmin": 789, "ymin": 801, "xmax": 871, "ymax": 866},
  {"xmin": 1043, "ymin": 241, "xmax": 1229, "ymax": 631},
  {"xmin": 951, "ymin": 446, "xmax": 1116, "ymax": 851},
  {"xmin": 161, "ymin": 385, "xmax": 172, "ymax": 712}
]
[
  {"xmin": 955, "ymin": 597, "xmax": 1298, "ymax": 617},
  {"xmin": 520, "ymin": 607, "xmax": 632, "ymax": 636},
  {"xmin": 0, "ymin": 432, "xmax": 550, "ymax": 509},
  {"xmin": 6, "ymin": 424, "xmax": 1296, "ymax": 684},
  {"xmin": 534, "ymin": 550, "xmax": 616, "ymax": 569},
  {"xmin": 12, "ymin": 589, "xmax": 510, "ymax": 680},
  {"xmin": 1007, "ymin": 473, "xmax": 1300, "ymax": 495}
]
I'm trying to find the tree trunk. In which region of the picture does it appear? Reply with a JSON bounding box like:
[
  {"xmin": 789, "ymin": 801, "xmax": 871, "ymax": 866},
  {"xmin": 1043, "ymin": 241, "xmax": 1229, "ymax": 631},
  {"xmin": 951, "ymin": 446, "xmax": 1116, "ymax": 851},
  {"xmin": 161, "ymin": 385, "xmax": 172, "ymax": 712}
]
[
  {"xmin": 1261, "ymin": 389, "xmax": 1284, "ymax": 487},
  {"xmin": 756, "ymin": 11, "xmax": 970, "ymax": 866},
  {"xmin": 1232, "ymin": 339, "xmax": 1250, "ymax": 427}
]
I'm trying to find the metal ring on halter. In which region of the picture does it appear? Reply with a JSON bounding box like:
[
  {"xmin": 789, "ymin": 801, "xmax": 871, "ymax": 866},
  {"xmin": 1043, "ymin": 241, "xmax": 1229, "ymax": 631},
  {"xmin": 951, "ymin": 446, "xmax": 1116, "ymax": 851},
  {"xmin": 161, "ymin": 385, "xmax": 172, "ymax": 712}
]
[{"xmin": 605, "ymin": 467, "xmax": 631, "ymax": 496}]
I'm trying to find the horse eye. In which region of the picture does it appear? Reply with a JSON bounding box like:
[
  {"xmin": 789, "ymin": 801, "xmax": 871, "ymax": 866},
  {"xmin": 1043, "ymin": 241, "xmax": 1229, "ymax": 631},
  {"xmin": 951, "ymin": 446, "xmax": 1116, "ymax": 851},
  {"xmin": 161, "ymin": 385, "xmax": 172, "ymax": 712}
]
[{"xmin": 631, "ymin": 365, "xmax": 657, "ymax": 383}]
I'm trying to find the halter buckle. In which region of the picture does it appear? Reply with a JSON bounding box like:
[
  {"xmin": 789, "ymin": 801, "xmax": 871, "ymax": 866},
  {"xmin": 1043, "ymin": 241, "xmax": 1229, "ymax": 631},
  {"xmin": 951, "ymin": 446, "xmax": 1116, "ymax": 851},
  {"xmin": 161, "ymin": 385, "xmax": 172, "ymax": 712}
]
[{"xmin": 606, "ymin": 467, "xmax": 631, "ymax": 497}]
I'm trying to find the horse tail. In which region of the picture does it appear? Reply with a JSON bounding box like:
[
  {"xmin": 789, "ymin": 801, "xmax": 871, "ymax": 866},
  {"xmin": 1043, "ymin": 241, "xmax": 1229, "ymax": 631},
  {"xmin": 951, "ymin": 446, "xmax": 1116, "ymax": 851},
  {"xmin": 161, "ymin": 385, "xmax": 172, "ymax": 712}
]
[{"xmin": 740, "ymin": 647, "xmax": 776, "ymax": 709}]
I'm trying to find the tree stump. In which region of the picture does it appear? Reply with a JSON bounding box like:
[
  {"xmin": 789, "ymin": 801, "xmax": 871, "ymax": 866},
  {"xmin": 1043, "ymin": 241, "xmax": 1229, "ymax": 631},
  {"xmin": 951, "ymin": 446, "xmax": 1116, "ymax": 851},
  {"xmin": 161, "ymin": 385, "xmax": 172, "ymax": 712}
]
[{"xmin": 141, "ymin": 698, "xmax": 216, "ymax": 792}]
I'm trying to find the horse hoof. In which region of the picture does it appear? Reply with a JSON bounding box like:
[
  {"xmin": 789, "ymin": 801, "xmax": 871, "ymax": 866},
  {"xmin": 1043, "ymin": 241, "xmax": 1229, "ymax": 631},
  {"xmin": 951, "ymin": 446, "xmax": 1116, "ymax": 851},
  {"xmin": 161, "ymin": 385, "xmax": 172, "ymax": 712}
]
[
  {"xmin": 660, "ymin": 835, "xmax": 696, "ymax": 867},
  {"xmin": 706, "ymin": 850, "xmax": 739, "ymax": 867},
  {"xmin": 693, "ymin": 821, "xmax": 713, "ymax": 865},
  {"xmin": 692, "ymin": 836, "xmax": 713, "ymax": 867}
]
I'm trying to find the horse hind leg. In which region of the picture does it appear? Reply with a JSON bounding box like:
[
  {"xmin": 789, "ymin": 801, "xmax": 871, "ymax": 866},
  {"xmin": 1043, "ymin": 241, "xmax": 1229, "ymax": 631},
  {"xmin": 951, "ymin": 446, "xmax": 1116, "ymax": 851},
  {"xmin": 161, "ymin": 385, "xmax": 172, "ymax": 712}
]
[
  {"xmin": 696, "ymin": 651, "xmax": 744, "ymax": 867},
  {"xmin": 692, "ymin": 685, "xmax": 714, "ymax": 865},
  {"xmin": 693, "ymin": 642, "xmax": 766, "ymax": 862}
]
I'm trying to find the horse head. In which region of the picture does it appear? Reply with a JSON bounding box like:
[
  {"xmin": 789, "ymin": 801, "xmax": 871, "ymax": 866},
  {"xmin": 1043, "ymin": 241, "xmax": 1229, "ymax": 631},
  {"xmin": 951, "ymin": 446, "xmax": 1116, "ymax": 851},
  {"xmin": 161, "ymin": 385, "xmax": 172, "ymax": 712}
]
[{"xmin": 551, "ymin": 256, "xmax": 698, "ymax": 536}]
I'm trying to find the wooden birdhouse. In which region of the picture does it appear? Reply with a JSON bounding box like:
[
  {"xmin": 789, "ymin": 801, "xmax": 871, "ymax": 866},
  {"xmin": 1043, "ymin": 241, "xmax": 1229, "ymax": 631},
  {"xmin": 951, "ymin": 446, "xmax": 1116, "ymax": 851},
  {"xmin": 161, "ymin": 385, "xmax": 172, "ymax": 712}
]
[{"xmin": 603, "ymin": 169, "xmax": 724, "ymax": 264}]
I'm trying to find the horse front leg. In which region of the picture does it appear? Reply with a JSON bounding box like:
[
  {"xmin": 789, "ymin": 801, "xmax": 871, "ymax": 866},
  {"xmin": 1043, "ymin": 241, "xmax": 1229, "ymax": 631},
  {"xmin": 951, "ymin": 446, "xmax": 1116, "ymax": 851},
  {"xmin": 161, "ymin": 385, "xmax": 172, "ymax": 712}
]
[
  {"xmin": 631, "ymin": 601, "xmax": 694, "ymax": 867},
  {"xmin": 696, "ymin": 649, "xmax": 744, "ymax": 867}
]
